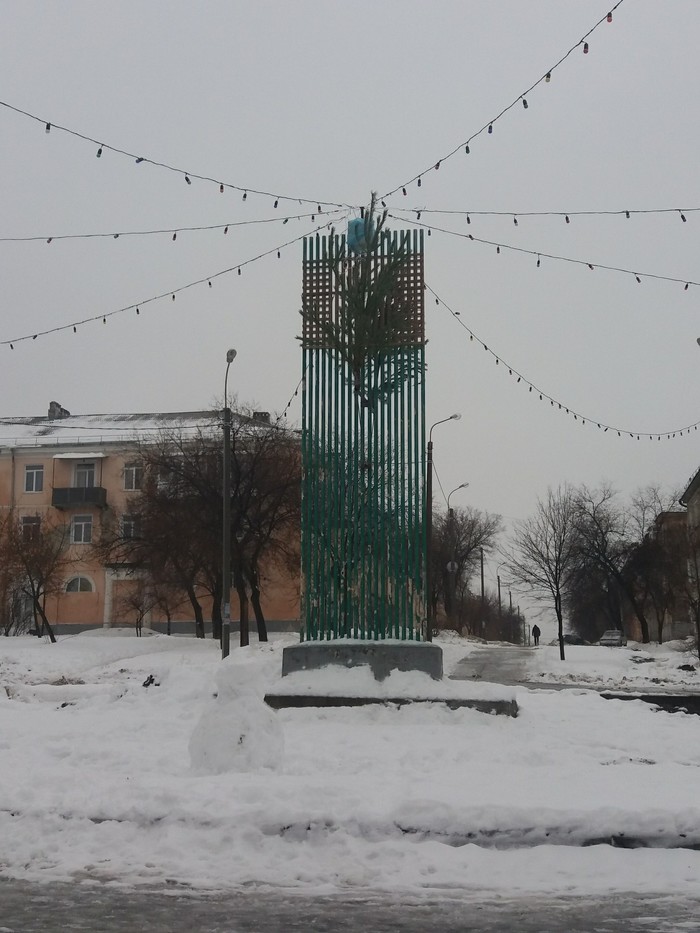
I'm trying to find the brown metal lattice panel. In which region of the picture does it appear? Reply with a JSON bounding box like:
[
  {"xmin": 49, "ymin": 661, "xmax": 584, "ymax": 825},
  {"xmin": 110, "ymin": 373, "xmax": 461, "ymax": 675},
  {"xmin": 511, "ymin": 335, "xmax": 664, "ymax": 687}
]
[{"xmin": 302, "ymin": 230, "xmax": 424, "ymax": 350}]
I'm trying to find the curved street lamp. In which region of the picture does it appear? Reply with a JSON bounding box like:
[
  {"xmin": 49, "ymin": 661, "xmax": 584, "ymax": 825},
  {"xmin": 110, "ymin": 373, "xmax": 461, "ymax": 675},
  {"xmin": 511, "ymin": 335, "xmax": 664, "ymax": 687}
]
[
  {"xmin": 221, "ymin": 348, "xmax": 237, "ymax": 659},
  {"xmin": 425, "ymin": 413, "xmax": 461, "ymax": 642}
]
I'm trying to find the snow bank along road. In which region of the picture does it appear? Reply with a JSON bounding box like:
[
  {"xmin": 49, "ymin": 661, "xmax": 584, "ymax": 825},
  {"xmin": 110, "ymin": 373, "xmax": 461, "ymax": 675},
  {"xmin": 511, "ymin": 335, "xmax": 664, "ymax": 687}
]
[{"xmin": 1, "ymin": 631, "xmax": 700, "ymax": 903}]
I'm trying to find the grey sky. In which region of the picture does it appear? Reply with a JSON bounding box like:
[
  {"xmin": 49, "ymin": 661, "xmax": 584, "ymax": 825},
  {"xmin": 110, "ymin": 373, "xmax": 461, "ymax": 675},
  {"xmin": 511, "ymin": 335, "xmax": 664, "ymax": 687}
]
[{"xmin": 1, "ymin": 0, "xmax": 698, "ymax": 548}]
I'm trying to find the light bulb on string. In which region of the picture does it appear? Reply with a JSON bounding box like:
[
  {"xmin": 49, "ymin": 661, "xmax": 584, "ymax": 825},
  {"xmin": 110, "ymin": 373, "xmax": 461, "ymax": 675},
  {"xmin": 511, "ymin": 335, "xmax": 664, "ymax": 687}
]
[
  {"xmin": 545, "ymin": 73, "xmax": 551, "ymax": 83},
  {"xmin": 73, "ymin": 326, "xmax": 77, "ymax": 333},
  {"xmin": 685, "ymin": 283, "xmax": 690, "ymax": 291},
  {"xmin": 220, "ymin": 184, "xmax": 224, "ymax": 193},
  {"xmin": 465, "ymin": 145, "xmax": 470, "ymax": 154},
  {"xmin": 242, "ymin": 191, "xmax": 247, "ymax": 200},
  {"xmin": 536, "ymin": 255, "xmax": 541, "ymax": 268},
  {"xmin": 496, "ymin": 246, "xmax": 500, "ymax": 254},
  {"xmin": 522, "ymin": 98, "xmax": 528, "ymax": 109},
  {"xmin": 113, "ymin": 234, "xmax": 119, "ymax": 239},
  {"xmin": 45, "ymin": 123, "xmax": 51, "ymax": 133},
  {"xmin": 46, "ymin": 238, "xmax": 52, "ymax": 244},
  {"xmin": 513, "ymin": 216, "xmax": 518, "ymax": 226},
  {"xmin": 625, "ymin": 210, "xmax": 630, "ymax": 219},
  {"xmin": 466, "ymin": 215, "xmax": 471, "ymax": 225},
  {"xmin": 565, "ymin": 215, "xmax": 570, "ymax": 224},
  {"xmin": 136, "ymin": 308, "xmax": 140, "ymax": 315},
  {"xmin": 277, "ymin": 250, "xmax": 281, "ymax": 258},
  {"xmin": 417, "ymin": 178, "xmax": 422, "ymax": 187},
  {"xmin": 10, "ymin": 344, "xmax": 13, "ymax": 349},
  {"xmin": 96, "ymin": 146, "xmax": 103, "ymax": 158},
  {"xmin": 224, "ymin": 226, "xmax": 229, "ymax": 234},
  {"xmin": 172, "ymin": 294, "xmax": 175, "ymax": 301},
  {"xmin": 208, "ymin": 281, "xmax": 212, "ymax": 288},
  {"xmin": 172, "ymin": 233, "xmax": 177, "ymax": 241},
  {"xmin": 607, "ymin": 11, "xmax": 613, "ymax": 22},
  {"xmin": 583, "ymin": 42, "xmax": 589, "ymax": 53},
  {"xmin": 635, "ymin": 275, "xmax": 641, "ymax": 284},
  {"xmin": 588, "ymin": 264, "xmax": 594, "ymax": 270},
  {"xmin": 402, "ymin": 188, "xmax": 407, "ymax": 196},
  {"xmin": 135, "ymin": 157, "xmax": 144, "ymax": 164},
  {"xmin": 680, "ymin": 211, "xmax": 687, "ymax": 222},
  {"xmin": 283, "ymin": 218, "xmax": 288, "ymax": 224},
  {"xmin": 238, "ymin": 268, "xmax": 241, "ymax": 276},
  {"xmin": 488, "ymin": 124, "xmax": 493, "ymax": 134},
  {"xmin": 185, "ymin": 175, "xmax": 191, "ymax": 185}
]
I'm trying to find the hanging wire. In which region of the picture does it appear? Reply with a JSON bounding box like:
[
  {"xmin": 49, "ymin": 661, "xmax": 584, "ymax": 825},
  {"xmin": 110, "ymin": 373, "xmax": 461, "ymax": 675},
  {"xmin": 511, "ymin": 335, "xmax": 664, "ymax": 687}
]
[
  {"xmin": 381, "ymin": 0, "xmax": 626, "ymax": 199},
  {"xmin": 1, "ymin": 214, "xmax": 345, "ymax": 349},
  {"xmin": 427, "ymin": 282, "xmax": 700, "ymax": 441},
  {"xmin": 393, "ymin": 215, "xmax": 699, "ymax": 290},
  {"xmin": 387, "ymin": 205, "xmax": 700, "ymax": 222},
  {"xmin": 0, "ymin": 98, "xmax": 350, "ymax": 210},
  {"xmin": 0, "ymin": 211, "xmax": 333, "ymax": 244}
]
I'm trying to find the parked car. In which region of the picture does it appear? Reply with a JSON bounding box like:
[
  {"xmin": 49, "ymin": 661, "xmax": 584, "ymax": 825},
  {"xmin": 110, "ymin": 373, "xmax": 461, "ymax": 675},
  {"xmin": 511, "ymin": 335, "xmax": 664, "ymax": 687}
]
[
  {"xmin": 563, "ymin": 633, "xmax": 589, "ymax": 646},
  {"xmin": 598, "ymin": 629, "xmax": 627, "ymax": 647}
]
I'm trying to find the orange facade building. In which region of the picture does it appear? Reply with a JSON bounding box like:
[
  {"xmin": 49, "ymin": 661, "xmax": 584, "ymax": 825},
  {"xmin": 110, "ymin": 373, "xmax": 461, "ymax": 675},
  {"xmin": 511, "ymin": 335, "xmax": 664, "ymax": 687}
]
[{"xmin": 0, "ymin": 404, "xmax": 300, "ymax": 634}]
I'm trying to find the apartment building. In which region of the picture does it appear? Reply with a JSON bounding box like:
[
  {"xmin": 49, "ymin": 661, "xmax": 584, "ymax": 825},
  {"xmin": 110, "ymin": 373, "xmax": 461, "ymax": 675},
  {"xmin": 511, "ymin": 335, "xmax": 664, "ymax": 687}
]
[{"xmin": 0, "ymin": 403, "xmax": 300, "ymax": 633}]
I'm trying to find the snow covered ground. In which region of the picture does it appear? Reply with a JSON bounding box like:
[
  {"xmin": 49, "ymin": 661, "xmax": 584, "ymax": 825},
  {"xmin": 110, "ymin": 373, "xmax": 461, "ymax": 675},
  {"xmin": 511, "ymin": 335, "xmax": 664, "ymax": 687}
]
[{"xmin": 1, "ymin": 629, "xmax": 700, "ymax": 898}]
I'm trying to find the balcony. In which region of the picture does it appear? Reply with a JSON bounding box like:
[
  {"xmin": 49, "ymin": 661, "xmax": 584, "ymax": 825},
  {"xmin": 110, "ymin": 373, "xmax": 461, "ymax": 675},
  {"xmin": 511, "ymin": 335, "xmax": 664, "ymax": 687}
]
[{"xmin": 52, "ymin": 486, "xmax": 107, "ymax": 509}]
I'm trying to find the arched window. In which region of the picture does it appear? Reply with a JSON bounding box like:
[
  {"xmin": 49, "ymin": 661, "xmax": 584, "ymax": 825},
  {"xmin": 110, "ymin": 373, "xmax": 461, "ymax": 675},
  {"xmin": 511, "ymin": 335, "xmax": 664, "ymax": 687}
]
[{"xmin": 65, "ymin": 576, "xmax": 93, "ymax": 593}]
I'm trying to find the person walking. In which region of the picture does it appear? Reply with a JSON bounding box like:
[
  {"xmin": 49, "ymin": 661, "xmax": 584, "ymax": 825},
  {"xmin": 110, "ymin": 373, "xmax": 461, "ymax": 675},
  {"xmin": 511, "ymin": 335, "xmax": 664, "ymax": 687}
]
[{"xmin": 532, "ymin": 624, "xmax": 541, "ymax": 647}]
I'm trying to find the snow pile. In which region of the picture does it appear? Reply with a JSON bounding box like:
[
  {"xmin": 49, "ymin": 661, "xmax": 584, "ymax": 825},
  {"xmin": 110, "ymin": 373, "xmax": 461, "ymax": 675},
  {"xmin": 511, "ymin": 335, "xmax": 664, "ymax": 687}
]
[
  {"xmin": 1, "ymin": 629, "xmax": 700, "ymax": 897},
  {"xmin": 189, "ymin": 655, "xmax": 284, "ymax": 773},
  {"xmin": 522, "ymin": 641, "xmax": 700, "ymax": 692}
]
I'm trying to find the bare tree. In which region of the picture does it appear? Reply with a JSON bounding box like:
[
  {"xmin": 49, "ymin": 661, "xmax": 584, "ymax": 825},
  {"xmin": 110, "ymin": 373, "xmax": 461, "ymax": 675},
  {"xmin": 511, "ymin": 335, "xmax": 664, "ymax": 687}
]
[
  {"xmin": 505, "ymin": 485, "xmax": 577, "ymax": 661},
  {"xmin": 572, "ymin": 485, "xmax": 652, "ymax": 644},
  {"xmin": 1, "ymin": 512, "xmax": 72, "ymax": 642},
  {"xmin": 430, "ymin": 506, "xmax": 502, "ymax": 633},
  {"xmin": 95, "ymin": 413, "xmax": 300, "ymax": 644}
]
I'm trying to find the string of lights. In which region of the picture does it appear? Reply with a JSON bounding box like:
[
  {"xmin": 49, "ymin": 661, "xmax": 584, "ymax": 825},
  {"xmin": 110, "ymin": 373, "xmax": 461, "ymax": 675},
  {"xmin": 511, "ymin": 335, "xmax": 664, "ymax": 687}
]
[
  {"xmin": 391, "ymin": 215, "xmax": 699, "ymax": 291},
  {"xmin": 426, "ymin": 282, "xmax": 700, "ymax": 441},
  {"xmin": 1, "ymin": 214, "xmax": 344, "ymax": 349},
  {"xmin": 0, "ymin": 211, "xmax": 331, "ymax": 244},
  {"xmin": 381, "ymin": 1, "xmax": 625, "ymax": 200},
  {"xmin": 388, "ymin": 206, "xmax": 699, "ymax": 224},
  {"xmin": 0, "ymin": 98, "xmax": 350, "ymax": 210},
  {"xmin": 277, "ymin": 369, "xmax": 306, "ymax": 424}
]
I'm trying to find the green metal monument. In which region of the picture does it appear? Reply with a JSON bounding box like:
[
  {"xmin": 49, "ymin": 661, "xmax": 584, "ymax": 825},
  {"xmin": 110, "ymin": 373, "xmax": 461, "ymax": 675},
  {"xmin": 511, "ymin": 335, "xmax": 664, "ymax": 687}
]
[{"xmin": 282, "ymin": 202, "xmax": 442, "ymax": 680}]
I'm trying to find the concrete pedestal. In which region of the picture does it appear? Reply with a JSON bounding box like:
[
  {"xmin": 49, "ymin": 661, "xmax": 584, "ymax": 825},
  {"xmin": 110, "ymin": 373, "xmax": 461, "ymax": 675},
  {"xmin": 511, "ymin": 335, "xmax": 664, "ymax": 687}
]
[{"xmin": 281, "ymin": 639, "xmax": 443, "ymax": 681}]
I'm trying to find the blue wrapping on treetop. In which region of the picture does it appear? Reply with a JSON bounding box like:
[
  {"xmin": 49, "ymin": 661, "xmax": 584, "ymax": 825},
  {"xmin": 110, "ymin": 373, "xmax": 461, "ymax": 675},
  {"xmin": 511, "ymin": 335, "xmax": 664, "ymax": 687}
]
[{"xmin": 347, "ymin": 217, "xmax": 375, "ymax": 254}]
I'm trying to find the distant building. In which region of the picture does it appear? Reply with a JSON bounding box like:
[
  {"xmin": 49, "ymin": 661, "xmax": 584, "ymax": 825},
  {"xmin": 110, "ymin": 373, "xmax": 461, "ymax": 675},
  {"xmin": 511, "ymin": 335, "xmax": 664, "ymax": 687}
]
[{"xmin": 0, "ymin": 403, "xmax": 299, "ymax": 634}]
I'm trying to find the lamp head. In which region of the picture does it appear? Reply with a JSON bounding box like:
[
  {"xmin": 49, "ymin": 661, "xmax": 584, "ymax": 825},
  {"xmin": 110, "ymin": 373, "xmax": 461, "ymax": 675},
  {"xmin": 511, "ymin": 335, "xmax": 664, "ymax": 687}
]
[
  {"xmin": 450, "ymin": 413, "xmax": 461, "ymax": 421},
  {"xmin": 226, "ymin": 348, "xmax": 237, "ymax": 363}
]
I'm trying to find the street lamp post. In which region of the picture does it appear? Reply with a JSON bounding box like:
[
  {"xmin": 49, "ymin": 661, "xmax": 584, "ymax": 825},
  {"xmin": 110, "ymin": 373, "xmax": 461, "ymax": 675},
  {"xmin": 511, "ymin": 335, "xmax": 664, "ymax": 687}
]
[
  {"xmin": 221, "ymin": 348, "xmax": 237, "ymax": 660},
  {"xmin": 446, "ymin": 482, "xmax": 469, "ymax": 630},
  {"xmin": 426, "ymin": 414, "xmax": 461, "ymax": 642}
]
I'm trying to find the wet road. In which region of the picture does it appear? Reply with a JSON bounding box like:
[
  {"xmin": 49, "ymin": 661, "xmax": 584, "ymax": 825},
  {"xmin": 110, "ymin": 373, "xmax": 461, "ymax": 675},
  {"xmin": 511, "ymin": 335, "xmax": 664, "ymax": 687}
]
[{"xmin": 1, "ymin": 880, "xmax": 700, "ymax": 933}]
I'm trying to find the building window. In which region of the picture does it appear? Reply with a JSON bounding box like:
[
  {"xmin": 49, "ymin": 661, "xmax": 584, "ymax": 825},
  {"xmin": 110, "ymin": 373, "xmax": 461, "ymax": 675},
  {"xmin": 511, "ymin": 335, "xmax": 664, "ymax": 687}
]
[
  {"xmin": 66, "ymin": 576, "xmax": 93, "ymax": 593},
  {"xmin": 21, "ymin": 515, "xmax": 41, "ymax": 540},
  {"xmin": 71, "ymin": 514, "xmax": 92, "ymax": 544},
  {"xmin": 121, "ymin": 514, "xmax": 141, "ymax": 539},
  {"xmin": 24, "ymin": 464, "xmax": 44, "ymax": 493},
  {"xmin": 124, "ymin": 462, "xmax": 143, "ymax": 491},
  {"xmin": 75, "ymin": 462, "xmax": 95, "ymax": 489}
]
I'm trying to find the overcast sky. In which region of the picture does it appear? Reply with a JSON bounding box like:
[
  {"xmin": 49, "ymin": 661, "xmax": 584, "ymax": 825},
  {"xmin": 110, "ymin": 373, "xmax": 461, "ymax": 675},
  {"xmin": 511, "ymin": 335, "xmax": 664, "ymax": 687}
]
[{"xmin": 1, "ymin": 0, "xmax": 699, "ymax": 564}]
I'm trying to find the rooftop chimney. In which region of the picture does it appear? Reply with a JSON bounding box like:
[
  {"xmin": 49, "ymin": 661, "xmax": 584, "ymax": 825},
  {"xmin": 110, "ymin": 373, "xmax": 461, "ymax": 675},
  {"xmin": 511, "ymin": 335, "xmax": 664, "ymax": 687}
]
[{"xmin": 48, "ymin": 401, "xmax": 71, "ymax": 420}]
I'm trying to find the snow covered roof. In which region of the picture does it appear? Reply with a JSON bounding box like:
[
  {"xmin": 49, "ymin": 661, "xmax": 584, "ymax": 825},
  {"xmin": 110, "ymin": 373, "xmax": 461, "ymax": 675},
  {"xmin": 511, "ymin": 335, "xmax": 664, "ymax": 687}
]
[{"xmin": 0, "ymin": 409, "xmax": 221, "ymax": 450}]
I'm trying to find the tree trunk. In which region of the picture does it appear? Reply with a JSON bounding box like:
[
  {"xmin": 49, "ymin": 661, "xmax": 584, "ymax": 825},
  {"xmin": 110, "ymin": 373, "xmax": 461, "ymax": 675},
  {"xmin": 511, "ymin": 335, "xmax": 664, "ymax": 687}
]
[
  {"xmin": 555, "ymin": 593, "xmax": 566, "ymax": 661},
  {"xmin": 185, "ymin": 584, "xmax": 205, "ymax": 639},
  {"xmin": 211, "ymin": 579, "xmax": 222, "ymax": 642},
  {"xmin": 250, "ymin": 568, "xmax": 268, "ymax": 642},
  {"xmin": 234, "ymin": 567, "xmax": 249, "ymax": 647},
  {"xmin": 35, "ymin": 601, "xmax": 56, "ymax": 643}
]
